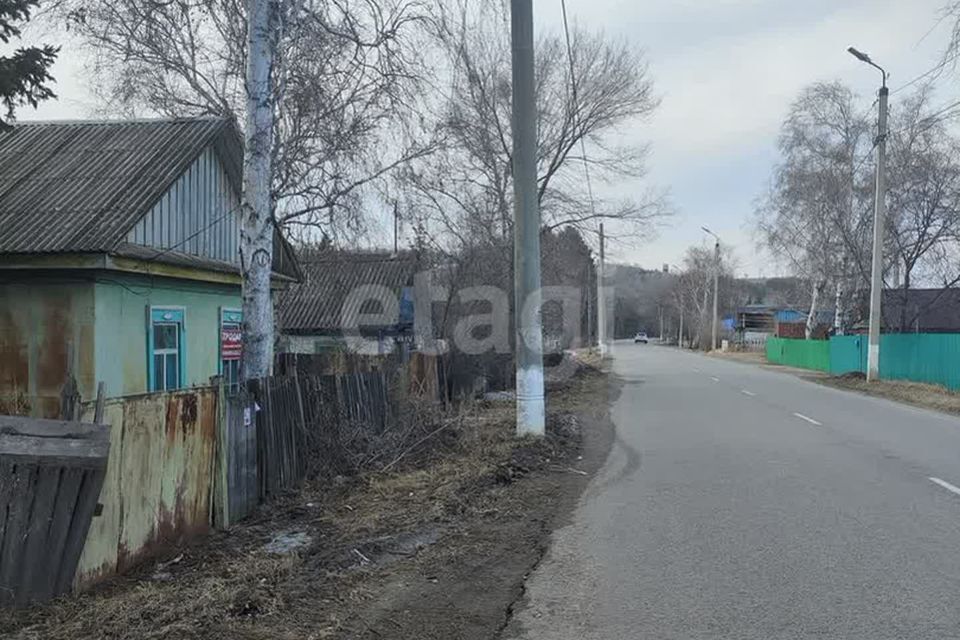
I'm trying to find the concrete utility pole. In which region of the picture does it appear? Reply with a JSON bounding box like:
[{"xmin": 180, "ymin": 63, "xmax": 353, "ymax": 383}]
[
  {"xmin": 848, "ymin": 46, "xmax": 888, "ymax": 381},
  {"xmin": 597, "ymin": 222, "xmax": 607, "ymax": 356},
  {"xmin": 511, "ymin": 0, "xmax": 545, "ymax": 436},
  {"xmin": 702, "ymin": 227, "xmax": 720, "ymax": 351}
]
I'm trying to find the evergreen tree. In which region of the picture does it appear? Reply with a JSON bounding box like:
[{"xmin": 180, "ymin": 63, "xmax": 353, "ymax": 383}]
[{"xmin": 0, "ymin": 0, "xmax": 57, "ymax": 128}]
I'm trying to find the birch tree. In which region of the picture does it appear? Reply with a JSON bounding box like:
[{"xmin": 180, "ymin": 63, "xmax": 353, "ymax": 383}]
[
  {"xmin": 241, "ymin": 0, "xmax": 281, "ymax": 380},
  {"xmin": 53, "ymin": 0, "xmax": 430, "ymax": 242},
  {"xmin": 755, "ymin": 82, "xmax": 874, "ymax": 336}
]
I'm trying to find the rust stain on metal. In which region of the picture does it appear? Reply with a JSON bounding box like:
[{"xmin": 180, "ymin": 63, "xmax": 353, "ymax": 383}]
[
  {"xmin": 36, "ymin": 299, "xmax": 68, "ymax": 392},
  {"xmin": 179, "ymin": 393, "xmax": 198, "ymax": 428},
  {"xmin": 0, "ymin": 305, "xmax": 28, "ymax": 399},
  {"xmin": 83, "ymin": 388, "xmax": 218, "ymax": 584}
]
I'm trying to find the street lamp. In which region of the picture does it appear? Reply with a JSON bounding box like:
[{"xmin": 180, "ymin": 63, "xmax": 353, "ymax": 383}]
[
  {"xmin": 848, "ymin": 46, "xmax": 888, "ymax": 381},
  {"xmin": 701, "ymin": 227, "xmax": 720, "ymax": 351}
]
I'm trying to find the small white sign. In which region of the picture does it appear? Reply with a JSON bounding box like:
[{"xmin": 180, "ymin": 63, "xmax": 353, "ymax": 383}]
[{"xmin": 243, "ymin": 407, "xmax": 252, "ymax": 426}]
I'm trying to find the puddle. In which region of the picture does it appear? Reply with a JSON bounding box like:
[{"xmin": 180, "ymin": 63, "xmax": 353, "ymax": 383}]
[{"xmin": 263, "ymin": 531, "xmax": 313, "ymax": 555}]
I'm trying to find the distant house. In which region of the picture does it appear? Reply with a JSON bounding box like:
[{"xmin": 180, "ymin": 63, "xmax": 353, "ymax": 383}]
[
  {"xmin": 278, "ymin": 251, "xmax": 418, "ymax": 355},
  {"xmin": 881, "ymin": 288, "xmax": 960, "ymax": 333},
  {"xmin": 0, "ymin": 117, "xmax": 300, "ymax": 416},
  {"xmin": 734, "ymin": 305, "xmax": 834, "ymax": 339}
]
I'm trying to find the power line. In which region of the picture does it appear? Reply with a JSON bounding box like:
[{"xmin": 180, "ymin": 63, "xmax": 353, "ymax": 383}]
[
  {"xmin": 139, "ymin": 204, "xmax": 243, "ymax": 265},
  {"xmin": 559, "ymin": 0, "xmax": 598, "ymax": 227},
  {"xmin": 852, "ymin": 140, "xmax": 879, "ymax": 175},
  {"xmin": 890, "ymin": 50, "xmax": 960, "ymax": 95}
]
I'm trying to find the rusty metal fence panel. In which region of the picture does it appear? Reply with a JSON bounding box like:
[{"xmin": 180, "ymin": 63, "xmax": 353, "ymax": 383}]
[
  {"xmin": 74, "ymin": 389, "xmax": 218, "ymax": 588},
  {"xmin": 0, "ymin": 416, "xmax": 109, "ymax": 606}
]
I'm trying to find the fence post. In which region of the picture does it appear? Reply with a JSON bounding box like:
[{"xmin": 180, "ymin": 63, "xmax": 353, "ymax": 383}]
[{"xmin": 291, "ymin": 364, "xmax": 308, "ymax": 480}]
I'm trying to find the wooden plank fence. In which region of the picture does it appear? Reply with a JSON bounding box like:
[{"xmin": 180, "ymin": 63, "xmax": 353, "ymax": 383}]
[
  {"xmin": 215, "ymin": 390, "xmax": 258, "ymax": 528},
  {"xmin": 0, "ymin": 416, "xmax": 109, "ymax": 606}
]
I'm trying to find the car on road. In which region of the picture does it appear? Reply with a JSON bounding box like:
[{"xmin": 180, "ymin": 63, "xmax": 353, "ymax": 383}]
[{"xmin": 634, "ymin": 332, "xmax": 649, "ymax": 344}]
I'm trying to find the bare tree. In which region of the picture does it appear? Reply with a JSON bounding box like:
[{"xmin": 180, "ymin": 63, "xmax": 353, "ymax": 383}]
[
  {"xmin": 679, "ymin": 244, "xmax": 736, "ymax": 350},
  {"xmin": 54, "ymin": 0, "xmax": 432, "ymax": 241},
  {"xmin": 759, "ymin": 81, "xmax": 960, "ymax": 334},
  {"xmin": 755, "ymin": 81, "xmax": 874, "ymax": 336},
  {"xmin": 886, "ymin": 89, "xmax": 960, "ymax": 330},
  {"xmin": 400, "ymin": 0, "xmax": 670, "ymax": 250}
]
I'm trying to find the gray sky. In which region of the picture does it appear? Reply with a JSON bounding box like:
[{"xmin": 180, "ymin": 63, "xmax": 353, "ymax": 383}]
[
  {"xmin": 542, "ymin": 0, "xmax": 959, "ymax": 274},
  {"xmin": 15, "ymin": 0, "xmax": 960, "ymax": 275}
]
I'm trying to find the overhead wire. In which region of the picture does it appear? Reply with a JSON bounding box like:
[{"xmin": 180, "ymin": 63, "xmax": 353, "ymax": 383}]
[{"xmin": 559, "ymin": 0, "xmax": 599, "ymax": 231}]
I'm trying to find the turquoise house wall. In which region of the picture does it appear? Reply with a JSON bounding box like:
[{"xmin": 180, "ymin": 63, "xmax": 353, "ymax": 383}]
[{"xmin": 94, "ymin": 274, "xmax": 241, "ymax": 397}]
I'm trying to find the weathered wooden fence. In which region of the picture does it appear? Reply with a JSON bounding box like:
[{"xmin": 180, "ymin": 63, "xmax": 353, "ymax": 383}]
[
  {"xmin": 215, "ymin": 390, "xmax": 257, "ymax": 528},
  {"xmin": 0, "ymin": 416, "xmax": 110, "ymax": 606},
  {"xmin": 2, "ymin": 368, "xmax": 395, "ymax": 603},
  {"xmin": 221, "ymin": 371, "xmax": 391, "ymax": 522}
]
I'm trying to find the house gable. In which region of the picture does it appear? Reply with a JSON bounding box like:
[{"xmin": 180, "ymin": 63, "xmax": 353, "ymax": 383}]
[{"xmin": 126, "ymin": 146, "xmax": 240, "ymax": 266}]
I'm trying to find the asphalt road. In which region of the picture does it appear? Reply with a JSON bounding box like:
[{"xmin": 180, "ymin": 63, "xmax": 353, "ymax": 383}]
[{"xmin": 506, "ymin": 343, "xmax": 960, "ymax": 639}]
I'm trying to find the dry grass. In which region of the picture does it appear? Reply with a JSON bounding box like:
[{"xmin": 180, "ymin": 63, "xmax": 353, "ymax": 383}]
[
  {"xmin": 2, "ymin": 364, "xmax": 605, "ymax": 640},
  {"xmin": 818, "ymin": 375, "xmax": 960, "ymax": 416},
  {"xmin": 708, "ymin": 350, "xmax": 766, "ymax": 365}
]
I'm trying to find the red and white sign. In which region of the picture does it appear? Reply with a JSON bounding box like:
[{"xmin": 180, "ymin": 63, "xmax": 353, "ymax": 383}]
[{"xmin": 221, "ymin": 326, "xmax": 242, "ymax": 360}]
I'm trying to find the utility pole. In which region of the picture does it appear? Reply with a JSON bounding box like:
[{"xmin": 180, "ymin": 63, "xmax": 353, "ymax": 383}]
[
  {"xmin": 393, "ymin": 201, "xmax": 399, "ymax": 256},
  {"xmin": 849, "ymin": 46, "xmax": 888, "ymax": 381},
  {"xmin": 597, "ymin": 222, "xmax": 607, "ymax": 356},
  {"xmin": 511, "ymin": 0, "xmax": 545, "ymax": 437},
  {"xmin": 702, "ymin": 227, "xmax": 721, "ymax": 351}
]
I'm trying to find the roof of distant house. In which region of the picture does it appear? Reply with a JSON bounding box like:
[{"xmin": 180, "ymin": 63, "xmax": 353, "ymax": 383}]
[
  {"xmin": 279, "ymin": 251, "xmax": 419, "ymax": 333},
  {"xmin": 882, "ymin": 288, "xmax": 960, "ymax": 332},
  {"xmin": 0, "ymin": 116, "xmax": 301, "ymax": 281},
  {"xmin": 0, "ymin": 117, "xmax": 242, "ymax": 254}
]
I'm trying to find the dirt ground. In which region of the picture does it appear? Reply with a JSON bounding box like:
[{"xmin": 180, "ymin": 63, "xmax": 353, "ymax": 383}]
[{"xmin": 1, "ymin": 360, "xmax": 616, "ymax": 640}]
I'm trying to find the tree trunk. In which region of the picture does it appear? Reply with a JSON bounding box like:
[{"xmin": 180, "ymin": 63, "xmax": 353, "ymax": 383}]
[
  {"xmin": 805, "ymin": 279, "xmax": 825, "ymax": 340},
  {"xmin": 900, "ymin": 270, "xmax": 911, "ymax": 333},
  {"xmin": 240, "ymin": 0, "xmax": 280, "ymax": 381}
]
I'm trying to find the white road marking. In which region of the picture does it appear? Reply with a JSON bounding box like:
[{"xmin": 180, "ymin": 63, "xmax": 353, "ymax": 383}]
[
  {"xmin": 710, "ymin": 376, "xmax": 720, "ymax": 382},
  {"xmin": 793, "ymin": 412, "xmax": 822, "ymax": 426},
  {"xmin": 693, "ymin": 368, "xmax": 702, "ymax": 373},
  {"xmin": 741, "ymin": 390, "xmax": 756, "ymax": 397},
  {"xmin": 929, "ymin": 477, "xmax": 960, "ymax": 498}
]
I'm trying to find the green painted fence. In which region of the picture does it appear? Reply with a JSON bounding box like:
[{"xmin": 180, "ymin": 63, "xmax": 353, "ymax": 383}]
[
  {"xmin": 879, "ymin": 334, "xmax": 960, "ymax": 390},
  {"xmin": 771, "ymin": 333, "xmax": 960, "ymax": 390},
  {"xmin": 765, "ymin": 337, "xmax": 831, "ymax": 372},
  {"xmin": 829, "ymin": 335, "xmax": 866, "ymax": 375}
]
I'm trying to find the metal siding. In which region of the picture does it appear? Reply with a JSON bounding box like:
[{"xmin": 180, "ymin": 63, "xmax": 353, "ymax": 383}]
[
  {"xmin": 764, "ymin": 337, "xmax": 830, "ymax": 372},
  {"xmin": 123, "ymin": 146, "xmax": 239, "ymax": 266},
  {"xmin": 879, "ymin": 333, "xmax": 960, "ymax": 390},
  {"xmin": 0, "ymin": 118, "xmax": 233, "ymax": 253}
]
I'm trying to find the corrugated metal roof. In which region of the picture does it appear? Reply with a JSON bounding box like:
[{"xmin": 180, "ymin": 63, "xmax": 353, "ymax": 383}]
[
  {"xmin": 0, "ymin": 117, "xmax": 240, "ymax": 254},
  {"xmin": 279, "ymin": 252, "xmax": 418, "ymax": 333}
]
